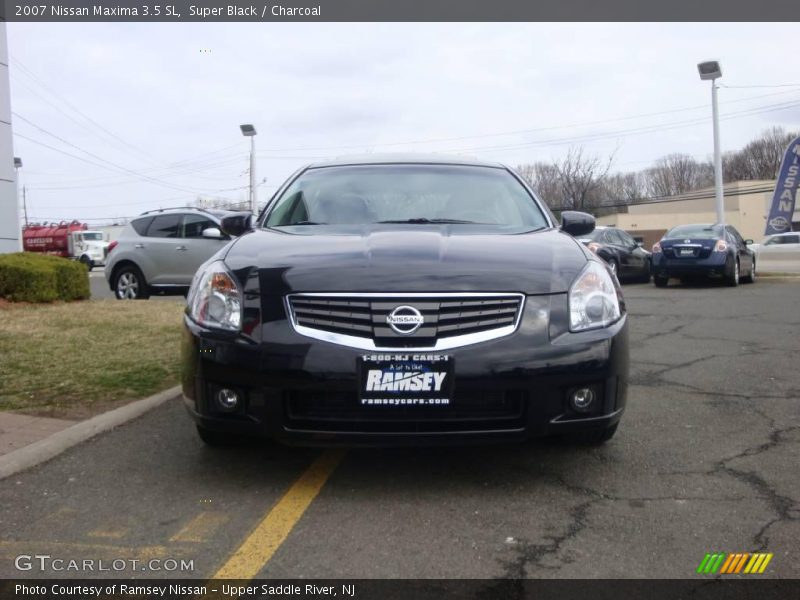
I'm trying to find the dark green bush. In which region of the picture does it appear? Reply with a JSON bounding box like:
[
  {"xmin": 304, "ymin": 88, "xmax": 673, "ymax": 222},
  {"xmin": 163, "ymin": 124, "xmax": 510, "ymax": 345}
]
[{"xmin": 0, "ymin": 253, "xmax": 90, "ymax": 302}]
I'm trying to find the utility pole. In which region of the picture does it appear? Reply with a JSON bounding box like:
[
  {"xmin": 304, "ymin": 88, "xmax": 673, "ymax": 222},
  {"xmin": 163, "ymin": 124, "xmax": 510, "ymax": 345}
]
[
  {"xmin": 239, "ymin": 124, "xmax": 258, "ymax": 214},
  {"xmin": 249, "ymin": 134, "xmax": 256, "ymax": 214},
  {"xmin": 697, "ymin": 60, "xmax": 725, "ymax": 224},
  {"xmin": 22, "ymin": 185, "xmax": 28, "ymax": 226}
]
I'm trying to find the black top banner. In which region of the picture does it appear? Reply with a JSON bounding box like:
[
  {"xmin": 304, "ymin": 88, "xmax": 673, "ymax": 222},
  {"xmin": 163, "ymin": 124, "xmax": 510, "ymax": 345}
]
[{"xmin": 1, "ymin": 0, "xmax": 798, "ymax": 22}]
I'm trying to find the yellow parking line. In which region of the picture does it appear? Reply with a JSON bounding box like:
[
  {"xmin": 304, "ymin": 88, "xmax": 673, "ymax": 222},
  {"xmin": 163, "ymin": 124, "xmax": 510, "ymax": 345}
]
[
  {"xmin": 170, "ymin": 512, "xmax": 229, "ymax": 543},
  {"xmin": 88, "ymin": 527, "xmax": 130, "ymax": 540},
  {"xmin": 213, "ymin": 449, "xmax": 345, "ymax": 579}
]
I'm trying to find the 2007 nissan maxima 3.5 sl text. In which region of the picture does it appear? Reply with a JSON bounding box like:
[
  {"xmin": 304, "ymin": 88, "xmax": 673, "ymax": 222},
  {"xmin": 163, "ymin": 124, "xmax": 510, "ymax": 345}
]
[{"xmin": 181, "ymin": 155, "xmax": 629, "ymax": 447}]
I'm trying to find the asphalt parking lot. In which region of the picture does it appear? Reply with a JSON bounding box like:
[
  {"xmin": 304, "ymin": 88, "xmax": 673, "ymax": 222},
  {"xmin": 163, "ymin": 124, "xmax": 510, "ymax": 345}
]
[{"xmin": 1, "ymin": 280, "xmax": 798, "ymax": 579}]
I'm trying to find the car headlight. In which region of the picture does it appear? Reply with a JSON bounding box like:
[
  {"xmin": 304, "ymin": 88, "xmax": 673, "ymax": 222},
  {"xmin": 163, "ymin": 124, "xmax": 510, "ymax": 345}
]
[
  {"xmin": 187, "ymin": 261, "xmax": 242, "ymax": 331},
  {"xmin": 569, "ymin": 261, "xmax": 622, "ymax": 332}
]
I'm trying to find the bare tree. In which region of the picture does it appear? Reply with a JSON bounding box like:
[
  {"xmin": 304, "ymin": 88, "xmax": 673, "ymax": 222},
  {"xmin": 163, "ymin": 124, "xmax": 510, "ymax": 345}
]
[
  {"xmin": 553, "ymin": 146, "xmax": 616, "ymax": 211},
  {"xmin": 599, "ymin": 171, "xmax": 647, "ymax": 206},
  {"xmin": 516, "ymin": 162, "xmax": 562, "ymax": 208},
  {"xmin": 723, "ymin": 126, "xmax": 799, "ymax": 181},
  {"xmin": 644, "ymin": 153, "xmax": 713, "ymax": 197}
]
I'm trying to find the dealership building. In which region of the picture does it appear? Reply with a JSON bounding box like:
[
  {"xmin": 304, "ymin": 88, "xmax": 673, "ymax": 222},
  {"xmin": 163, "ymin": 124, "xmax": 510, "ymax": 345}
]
[{"xmin": 595, "ymin": 180, "xmax": 796, "ymax": 248}]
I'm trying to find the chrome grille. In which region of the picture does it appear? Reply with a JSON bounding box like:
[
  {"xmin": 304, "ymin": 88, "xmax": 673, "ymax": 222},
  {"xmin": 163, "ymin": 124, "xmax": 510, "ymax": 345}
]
[{"xmin": 286, "ymin": 293, "xmax": 525, "ymax": 351}]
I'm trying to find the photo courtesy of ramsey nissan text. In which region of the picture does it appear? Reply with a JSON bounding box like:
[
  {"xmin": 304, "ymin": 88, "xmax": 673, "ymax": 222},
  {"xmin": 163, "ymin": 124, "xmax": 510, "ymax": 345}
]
[{"xmin": 0, "ymin": 2, "xmax": 798, "ymax": 600}]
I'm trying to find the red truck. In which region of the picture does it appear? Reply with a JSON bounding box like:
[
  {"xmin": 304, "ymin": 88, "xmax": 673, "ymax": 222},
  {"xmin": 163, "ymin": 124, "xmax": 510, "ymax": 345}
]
[{"xmin": 22, "ymin": 221, "xmax": 110, "ymax": 271}]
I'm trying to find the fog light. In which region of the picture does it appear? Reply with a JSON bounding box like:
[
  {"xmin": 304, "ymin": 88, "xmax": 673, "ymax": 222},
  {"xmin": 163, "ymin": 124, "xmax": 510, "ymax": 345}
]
[
  {"xmin": 216, "ymin": 388, "xmax": 239, "ymax": 411},
  {"xmin": 571, "ymin": 388, "xmax": 594, "ymax": 412}
]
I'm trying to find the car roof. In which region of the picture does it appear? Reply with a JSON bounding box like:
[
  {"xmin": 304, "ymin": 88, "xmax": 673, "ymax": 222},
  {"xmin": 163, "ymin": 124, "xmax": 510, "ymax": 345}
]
[
  {"xmin": 136, "ymin": 207, "xmax": 233, "ymax": 219},
  {"xmin": 306, "ymin": 153, "xmax": 505, "ymax": 169}
]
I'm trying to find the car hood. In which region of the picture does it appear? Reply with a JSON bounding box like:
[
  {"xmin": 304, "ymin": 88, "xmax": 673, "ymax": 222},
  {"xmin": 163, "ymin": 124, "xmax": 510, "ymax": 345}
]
[{"xmin": 224, "ymin": 226, "xmax": 590, "ymax": 295}]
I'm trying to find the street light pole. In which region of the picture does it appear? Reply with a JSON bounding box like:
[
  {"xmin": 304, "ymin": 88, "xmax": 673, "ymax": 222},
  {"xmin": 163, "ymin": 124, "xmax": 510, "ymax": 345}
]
[
  {"xmin": 698, "ymin": 60, "xmax": 725, "ymax": 224},
  {"xmin": 240, "ymin": 124, "xmax": 258, "ymax": 214},
  {"xmin": 13, "ymin": 157, "xmax": 26, "ymax": 233},
  {"xmin": 249, "ymin": 134, "xmax": 256, "ymax": 214}
]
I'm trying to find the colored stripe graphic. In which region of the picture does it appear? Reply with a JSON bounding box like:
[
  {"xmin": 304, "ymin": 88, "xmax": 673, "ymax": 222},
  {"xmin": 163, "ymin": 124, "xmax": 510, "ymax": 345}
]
[
  {"xmin": 705, "ymin": 552, "xmax": 775, "ymax": 575},
  {"xmin": 758, "ymin": 554, "xmax": 774, "ymax": 573}
]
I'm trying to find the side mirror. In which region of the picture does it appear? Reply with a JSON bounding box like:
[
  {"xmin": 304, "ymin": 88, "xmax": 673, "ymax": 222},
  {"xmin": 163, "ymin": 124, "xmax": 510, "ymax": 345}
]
[
  {"xmin": 220, "ymin": 212, "xmax": 253, "ymax": 237},
  {"xmin": 560, "ymin": 211, "xmax": 596, "ymax": 237},
  {"xmin": 745, "ymin": 239, "xmax": 754, "ymax": 245},
  {"xmin": 202, "ymin": 227, "xmax": 224, "ymax": 239}
]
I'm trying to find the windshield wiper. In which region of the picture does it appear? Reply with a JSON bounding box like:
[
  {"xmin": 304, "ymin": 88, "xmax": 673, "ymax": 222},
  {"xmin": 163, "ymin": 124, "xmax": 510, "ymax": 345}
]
[
  {"xmin": 376, "ymin": 218, "xmax": 483, "ymax": 224},
  {"xmin": 289, "ymin": 221, "xmax": 327, "ymax": 225}
]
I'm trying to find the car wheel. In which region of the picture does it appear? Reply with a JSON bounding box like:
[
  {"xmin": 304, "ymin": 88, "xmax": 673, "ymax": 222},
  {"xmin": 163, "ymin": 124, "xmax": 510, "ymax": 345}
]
[
  {"xmin": 113, "ymin": 265, "xmax": 150, "ymax": 300},
  {"xmin": 80, "ymin": 255, "xmax": 93, "ymax": 272},
  {"xmin": 742, "ymin": 259, "xmax": 756, "ymax": 284},
  {"xmin": 654, "ymin": 275, "xmax": 669, "ymax": 288},
  {"xmin": 727, "ymin": 258, "xmax": 740, "ymax": 287},
  {"xmin": 196, "ymin": 426, "xmax": 240, "ymax": 447},
  {"xmin": 565, "ymin": 424, "xmax": 618, "ymax": 445}
]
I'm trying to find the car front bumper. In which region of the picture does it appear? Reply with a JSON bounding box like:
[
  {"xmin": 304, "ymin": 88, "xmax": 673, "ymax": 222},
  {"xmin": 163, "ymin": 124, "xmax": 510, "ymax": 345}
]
[{"xmin": 180, "ymin": 294, "xmax": 629, "ymax": 446}]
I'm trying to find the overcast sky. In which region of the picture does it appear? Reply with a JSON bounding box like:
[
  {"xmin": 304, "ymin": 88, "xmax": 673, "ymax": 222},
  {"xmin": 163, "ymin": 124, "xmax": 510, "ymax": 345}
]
[{"xmin": 8, "ymin": 22, "xmax": 800, "ymax": 224}]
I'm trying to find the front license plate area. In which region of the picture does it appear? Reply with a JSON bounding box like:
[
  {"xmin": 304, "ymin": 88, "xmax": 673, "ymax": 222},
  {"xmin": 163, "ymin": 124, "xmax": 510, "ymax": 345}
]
[{"xmin": 358, "ymin": 354, "xmax": 454, "ymax": 407}]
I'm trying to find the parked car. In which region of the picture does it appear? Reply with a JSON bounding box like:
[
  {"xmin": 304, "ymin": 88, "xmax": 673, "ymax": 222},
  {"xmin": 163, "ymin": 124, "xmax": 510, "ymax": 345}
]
[
  {"xmin": 651, "ymin": 223, "xmax": 756, "ymax": 287},
  {"xmin": 577, "ymin": 226, "xmax": 651, "ymax": 282},
  {"xmin": 181, "ymin": 155, "xmax": 629, "ymax": 447},
  {"xmin": 752, "ymin": 232, "xmax": 800, "ymax": 260},
  {"xmin": 105, "ymin": 207, "xmax": 236, "ymax": 299}
]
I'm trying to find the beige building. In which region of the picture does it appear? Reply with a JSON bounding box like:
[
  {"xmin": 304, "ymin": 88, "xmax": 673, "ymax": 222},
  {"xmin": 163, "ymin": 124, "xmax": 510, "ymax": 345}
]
[{"xmin": 596, "ymin": 180, "xmax": 798, "ymax": 249}]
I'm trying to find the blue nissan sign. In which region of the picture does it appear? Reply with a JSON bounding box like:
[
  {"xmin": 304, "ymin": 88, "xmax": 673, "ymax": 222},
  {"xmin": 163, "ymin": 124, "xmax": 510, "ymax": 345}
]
[{"xmin": 764, "ymin": 136, "xmax": 800, "ymax": 235}]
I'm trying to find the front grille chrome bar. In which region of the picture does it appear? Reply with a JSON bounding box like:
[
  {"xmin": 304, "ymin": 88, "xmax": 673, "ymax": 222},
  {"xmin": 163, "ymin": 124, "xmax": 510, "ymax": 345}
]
[{"xmin": 285, "ymin": 292, "xmax": 526, "ymax": 351}]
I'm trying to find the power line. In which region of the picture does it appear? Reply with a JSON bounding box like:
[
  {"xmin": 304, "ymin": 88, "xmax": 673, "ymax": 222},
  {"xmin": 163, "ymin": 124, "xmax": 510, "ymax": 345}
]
[
  {"xmin": 439, "ymin": 99, "xmax": 800, "ymax": 155},
  {"xmin": 12, "ymin": 118, "xmax": 247, "ymax": 195},
  {"xmin": 11, "ymin": 57, "xmax": 158, "ymax": 165},
  {"xmin": 254, "ymin": 88, "xmax": 800, "ymax": 153}
]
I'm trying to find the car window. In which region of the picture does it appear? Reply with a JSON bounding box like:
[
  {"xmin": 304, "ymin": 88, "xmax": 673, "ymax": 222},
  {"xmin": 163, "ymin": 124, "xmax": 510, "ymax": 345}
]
[
  {"xmin": 727, "ymin": 227, "xmax": 745, "ymax": 246},
  {"xmin": 264, "ymin": 164, "xmax": 549, "ymax": 231},
  {"xmin": 606, "ymin": 230, "xmax": 624, "ymax": 245},
  {"xmin": 618, "ymin": 230, "xmax": 636, "ymax": 247},
  {"xmin": 785, "ymin": 235, "xmax": 800, "ymax": 244},
  {"xmin": 145, "ymin": 214, "xmax": 181, "ymax": 238},
  {"xmin": 182, "ymin": 214, "xmax": 218, "ymax": 238},
  {"xmin": 131, "ymin": 216, "xmax": 154, "ymax": 236},
  {"xmin": 665, "ymin": 224, "xmax": 724, "ymax": 239}
]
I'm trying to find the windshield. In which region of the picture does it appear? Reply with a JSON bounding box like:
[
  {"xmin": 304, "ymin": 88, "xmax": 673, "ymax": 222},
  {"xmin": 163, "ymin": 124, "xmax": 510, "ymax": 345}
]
[
  {"xmin": 81, "ymin": 232, "xmax": 104, "ymax": 241},
  {"xmin": 263, "ymin": 164, "xmax": 548, "ymax": 230},
  {"xmin": 664, "ymin": 224, "xmax": 723, "ymax": 240}
]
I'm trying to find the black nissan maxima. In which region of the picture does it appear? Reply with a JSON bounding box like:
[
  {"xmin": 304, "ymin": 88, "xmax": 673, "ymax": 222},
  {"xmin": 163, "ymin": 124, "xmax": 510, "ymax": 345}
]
[{"xmin": 181, "ymin": 155, "xmax": 629, "ymax": 447}]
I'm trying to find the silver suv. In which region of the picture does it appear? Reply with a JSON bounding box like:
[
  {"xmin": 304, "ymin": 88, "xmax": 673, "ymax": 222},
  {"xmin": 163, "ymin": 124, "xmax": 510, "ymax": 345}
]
[{"xmin": 104, "ymin": 207, "xmax": 235, "ymax": 299}]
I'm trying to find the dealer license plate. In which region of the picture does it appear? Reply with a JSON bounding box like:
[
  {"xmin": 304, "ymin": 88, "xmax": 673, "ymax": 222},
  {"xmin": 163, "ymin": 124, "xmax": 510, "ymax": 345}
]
[
  {"xmin": 358, "ymin": 354, "xmax": 454, "ymax": 407},
  {"xmin": 679, "ymin": 248, "xmax": 695, "ymax": 256}
]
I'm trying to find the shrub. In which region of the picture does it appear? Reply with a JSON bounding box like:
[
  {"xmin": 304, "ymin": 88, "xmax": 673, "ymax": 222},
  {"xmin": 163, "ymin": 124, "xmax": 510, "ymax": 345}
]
[{"xmin": 0, "ymin": 253, "xmax": 90, "ymax": 302}]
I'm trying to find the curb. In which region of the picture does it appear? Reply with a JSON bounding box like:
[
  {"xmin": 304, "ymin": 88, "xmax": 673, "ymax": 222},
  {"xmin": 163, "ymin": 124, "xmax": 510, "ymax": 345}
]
[{"xmin": 0, "ymin": 386, "xmax": 181, "ymax": 480}]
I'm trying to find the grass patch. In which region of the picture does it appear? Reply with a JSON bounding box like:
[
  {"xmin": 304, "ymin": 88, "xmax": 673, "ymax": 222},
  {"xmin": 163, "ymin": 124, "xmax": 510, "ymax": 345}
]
[{"xmin": 0, "ymin": 299, "xmax": 185, "ymax": 419}]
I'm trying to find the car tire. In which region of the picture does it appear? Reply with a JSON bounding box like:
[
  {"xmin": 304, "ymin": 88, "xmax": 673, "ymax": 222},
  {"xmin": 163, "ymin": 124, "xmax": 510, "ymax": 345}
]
[
  {"xmin": 654, "ymin": 275, "xmax": 669, "ymax": 288},
  {"xmin": 727, "ymin": 258, "xmax": 740, "ymax": 287},
  {"xmin": 113, "ymin": 264, "xmax": 150, "ymax": 300},
  {"xmin": 742, "ymin": 259, "xmax": 756, "ymax": 284},
  {"xmin": 565, "ymin": 424, "xmax": 618, "ymax": 445},
  {"xmin": 80, "ymin": 255, "xmax": 93, "ymax": 272}
]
